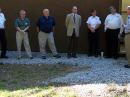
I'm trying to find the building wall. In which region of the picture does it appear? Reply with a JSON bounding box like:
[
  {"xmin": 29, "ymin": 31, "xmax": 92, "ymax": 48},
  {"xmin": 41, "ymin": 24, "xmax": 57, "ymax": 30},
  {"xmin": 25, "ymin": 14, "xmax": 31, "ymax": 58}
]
[
  {"xmin": 122, "ymin": 0, "xmax": 130, "ymax": 20},
  {"xmin": 0, "ymin": 0, "xmax": 119, "ymax": 53}
]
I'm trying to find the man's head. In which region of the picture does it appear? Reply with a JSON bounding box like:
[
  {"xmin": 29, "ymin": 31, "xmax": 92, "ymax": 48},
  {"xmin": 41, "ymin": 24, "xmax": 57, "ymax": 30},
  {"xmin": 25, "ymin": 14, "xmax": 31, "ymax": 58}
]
[
  {"xmin": 72, "ymin": 6, "xmax": 78, "ymax": 14},
  {"xmin": 91, "ymin": 9, "xmax": 97, "ymax": 16},
  {"xmin": 19, "ymin": 10, "xmax": 26, "ymax": 19},
  {"xmin": 127, "ymin": 6, "xmax": 130, "ymax": 15},
  {"xmin": 43, "ymin": 9, "xmax": 49, "ymax": 17},
  {"xmin": 109, "ymin": 6, "xmax": 116, "ymax": 14}
]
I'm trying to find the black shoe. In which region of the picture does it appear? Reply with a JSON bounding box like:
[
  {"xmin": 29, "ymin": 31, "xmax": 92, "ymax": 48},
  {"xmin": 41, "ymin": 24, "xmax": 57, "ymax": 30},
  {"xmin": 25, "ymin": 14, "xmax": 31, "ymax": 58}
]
[
  {"xmin": 88, "ymin": 53, "xmax": 92, "ymax": 57},
  {"xmin": 42, "ymin": 56, "xmax": 46, "ymax": 59},
  {"xmin": 53, "ymin": 54, "xmax": 61, "ymax": 58},
  {"xmin": 72, "ymin": 53, "xmax": 77, "ymax": 58},
  {"xmin": 124, "ymin": 65, "xmax": 130, "ymax": 68},
  {"xmin": 17, "ymin": 57, "xmax": 21, "ymax": 60},
  {"xmin": 30, "ymin": 57, "xmax": 33, "ymax": 59},
  {"xmin": 95, "ymin": 55, "xmax": 98, "ymax": 58},
  {"xmin": 67, "ymin": 53, "xmax": 72, "ymax": 59},
  {"xmin": 113, "ymin": 56, "xmax": 118, "ymax": 60},
  {"xmin": 0, "ymin": 56, "xmax": 8, "ymax": 59},
  {"xmin": 105, "ymin": 56, "xmax": 112, "ymax": 58},
  {"xmin": 0, "ymin": 63, "xmax": 4, "ymax": 65},
  {"xmin": 72, "ymin": 54, "xmax": 77, "ymax": 58}
]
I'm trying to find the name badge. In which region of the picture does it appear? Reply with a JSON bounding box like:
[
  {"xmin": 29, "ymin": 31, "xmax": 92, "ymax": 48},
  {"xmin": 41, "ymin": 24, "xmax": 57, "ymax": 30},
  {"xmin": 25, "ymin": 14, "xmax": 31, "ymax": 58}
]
[{"xmin": 25, "ymin": 22, "xmax": 28, "ymax": 26}]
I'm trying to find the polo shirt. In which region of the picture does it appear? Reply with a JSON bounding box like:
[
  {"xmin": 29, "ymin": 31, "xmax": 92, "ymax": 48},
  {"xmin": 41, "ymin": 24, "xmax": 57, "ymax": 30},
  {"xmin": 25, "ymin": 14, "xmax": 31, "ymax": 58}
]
[
  {"xmin": 15, "ymin": 18, "xmax": 30, "ymax": 30},
  {"xmin": 37, "ymin": 16, "xmax": 55, "ymax": 33}
]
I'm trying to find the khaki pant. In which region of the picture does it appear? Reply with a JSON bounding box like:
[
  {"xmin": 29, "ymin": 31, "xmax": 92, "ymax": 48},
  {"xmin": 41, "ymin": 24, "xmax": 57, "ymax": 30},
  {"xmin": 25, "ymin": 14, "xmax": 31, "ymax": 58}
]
[
  {"xmin": 38, "ymin": 31, "xmax": 57, "ymax": 56},
  {"xmin": 125, "ymin": 33, "xmax": 130, "ymax": 65},
  {"xmin": 16, "ymin": 31, "xmax": 32, "ymax": 58}
]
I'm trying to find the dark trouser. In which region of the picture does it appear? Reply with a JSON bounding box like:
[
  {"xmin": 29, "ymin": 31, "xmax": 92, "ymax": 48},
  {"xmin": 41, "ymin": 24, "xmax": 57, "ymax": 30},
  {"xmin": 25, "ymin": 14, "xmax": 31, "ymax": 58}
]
[
  {"xmin": 106, "ymin": 28, "xmax": 120, "ymax": 58},
  {"xmin": 67, "ymin": 30, "xmax": 78, "ymax": 56},
  {"xmin": 0, "ymin": 29, "xmax": 7, "ymax": 57},
  {"xmin": 88, "ymin": 29, "xmax": 99, "ymax": 56}
]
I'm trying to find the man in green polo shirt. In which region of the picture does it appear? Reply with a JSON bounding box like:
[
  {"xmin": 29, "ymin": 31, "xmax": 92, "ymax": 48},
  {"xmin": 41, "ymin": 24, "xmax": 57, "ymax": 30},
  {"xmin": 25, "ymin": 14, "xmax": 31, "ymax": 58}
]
[{"xmin": 15, "ymin": 10, "xmax": 33, "ymax": 59}]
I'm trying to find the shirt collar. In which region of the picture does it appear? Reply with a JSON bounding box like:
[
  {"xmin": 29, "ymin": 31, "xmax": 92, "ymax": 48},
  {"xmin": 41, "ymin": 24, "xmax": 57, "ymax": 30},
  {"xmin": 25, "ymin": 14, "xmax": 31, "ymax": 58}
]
[
  {"xmin": 92, "ymin": 16, "xmax": 96, "ymax": 18},
  {"xmin": 43, "ymin": 16, "xmax": 50, "ymax": 19},
  {"xmin": 111, "ymin": 13, "xmax": 117, "ymax": 16},
  {"xmin": 72, "ymin": 13, "xmax": 77, "ymax": 15},
  {"xmin": 19, "ymin": 17, "xmax": 26, "ymax": 21}
]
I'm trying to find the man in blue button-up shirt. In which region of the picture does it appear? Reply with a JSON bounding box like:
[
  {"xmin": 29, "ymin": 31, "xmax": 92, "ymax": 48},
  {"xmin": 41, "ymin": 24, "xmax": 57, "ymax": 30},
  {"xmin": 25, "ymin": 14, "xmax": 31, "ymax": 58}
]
[
  {"xmin": 124, "ymin": 6, "xmax": 130, "ymax": 68},
  {"xmin": 37, "ymin": 14, "xmax": 55, "ymax": 33},
  {"xmin": 37, "ymin": 9, "xmax": 61, "ymax": 59}
]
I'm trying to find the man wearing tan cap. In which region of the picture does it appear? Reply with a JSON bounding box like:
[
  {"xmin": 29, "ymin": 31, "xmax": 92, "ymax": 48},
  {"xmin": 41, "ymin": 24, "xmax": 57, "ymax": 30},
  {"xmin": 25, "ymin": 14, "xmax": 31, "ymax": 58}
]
[{"xmin": 124, "ymin": 6, "xmax": 130, "ymax": 68}]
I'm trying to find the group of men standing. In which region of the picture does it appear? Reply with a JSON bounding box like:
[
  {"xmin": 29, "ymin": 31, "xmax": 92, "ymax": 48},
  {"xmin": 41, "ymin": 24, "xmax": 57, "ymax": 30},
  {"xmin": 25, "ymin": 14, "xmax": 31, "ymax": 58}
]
[{"xmin": 0, "ymin": 6, "xmax": 130, "ymax": 68}]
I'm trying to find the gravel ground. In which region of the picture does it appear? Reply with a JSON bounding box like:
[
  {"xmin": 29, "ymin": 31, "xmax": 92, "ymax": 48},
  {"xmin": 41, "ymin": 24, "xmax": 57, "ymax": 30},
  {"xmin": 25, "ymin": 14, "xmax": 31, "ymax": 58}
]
[
  {"xmin": 1, "ymin": 51, "xmax": 130, "ymax": 96},
  {"xmin": 50, "ymin": 57, "xmax": 129, "ymax": 85},
  {"xmin": 0, "ymin": 51, "xmax": 129, "ymax": 84}
]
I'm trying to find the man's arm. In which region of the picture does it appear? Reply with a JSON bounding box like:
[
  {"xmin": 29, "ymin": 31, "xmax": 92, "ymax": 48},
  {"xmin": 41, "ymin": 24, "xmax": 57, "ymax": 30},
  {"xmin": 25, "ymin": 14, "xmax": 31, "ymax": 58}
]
[
  {"xmin": 36, "ymin": 27, "xmax": 40, "ymax": 33},
  {"xmin": 119, "ymin": 15, "xmax": 124, "ymax": 34},
  {"xmin": 65, "ymin": 14, "xmax": 69, "ymax": 28},
  {"xmin": 79, "ymin": 16, "xmax": 82, "ymax": 27},
  {"xmin": 53, "ymin": 26, "xmax": 55, "ymax": 32},
  {"xmin": 16, "ymin": 27, "xmax": 22, "ymax": 32},
  {"xmin": 87, "ymin": 24, "xmax": 95, "ymax": 32},
  {"xmin": 23, "ymin": 26, "xmax": 29, "ymax": 32},
  {"xmin": 52, "ymin": 17, "xmax": 56, "ymax": 33},
  {"xmin": 36, "ymin": 18, "xmax": 40, "ymax": 33},
  {"xmin": 95, "ymin": 24, "xmax": 101, "ymax": 30},
  {"xmin": 15, "ymin": 20, "xmax": 22, "ymax": 32},
  {"xmin": 104, "ymin": 16, "xmax": 108, "ymax": 32},
  {"xmin": 95, "ymin": 17, "xmax": 101, "ymax": 29}
]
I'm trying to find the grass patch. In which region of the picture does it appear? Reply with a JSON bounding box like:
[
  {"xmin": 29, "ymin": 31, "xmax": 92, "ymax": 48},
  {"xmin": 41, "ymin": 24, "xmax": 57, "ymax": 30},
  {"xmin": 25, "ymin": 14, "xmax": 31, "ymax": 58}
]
[
  {"xmin": 0, "ymin": 86, "xmax": 77, "ymax": 97},
  {"xmin": 0, "ymin": 64, "xmax": 90, "ymax": 97}
]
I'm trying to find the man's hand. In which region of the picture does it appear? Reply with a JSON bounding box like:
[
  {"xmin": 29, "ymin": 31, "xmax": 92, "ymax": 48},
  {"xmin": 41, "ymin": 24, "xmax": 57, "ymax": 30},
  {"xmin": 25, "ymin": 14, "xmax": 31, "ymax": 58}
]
[
  {"xmin": 124, "ymin": 24, "xmax": 127, "ymax": 28},
  {"xmin": 118, "ymin": 33, "xmax": 121, "ymax": 39},
  {"xmin": 20, "ymin": 30, "xmax": 26, "ymax": 34},
  {"xmin": 90, "ymin": 27, "xmax": 95, "ymax": 33},
  {"xmin": 36, "ymin": 27, "xmax": 40, "ymax": 33}
]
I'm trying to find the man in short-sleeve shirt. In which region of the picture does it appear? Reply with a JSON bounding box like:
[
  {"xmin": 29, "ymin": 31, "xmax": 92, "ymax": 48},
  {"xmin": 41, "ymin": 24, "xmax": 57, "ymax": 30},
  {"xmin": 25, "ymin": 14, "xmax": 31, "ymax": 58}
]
[
  {"xmin": 15, "ymin": 10, "xmax": 33, "ymax": 59},
  {"xmin": 0, "ymin": 8, "xmax": 8, "ymax": 58},
  {"xmin": 15, "ymin": 18, "xmax": 30, "ymax": 31},
  {"xmin": 86, "ymin": 9, "xmax": 101, "ymax": 57},
  {"xmin": 37, "ymin": 9, "xmax": 61, "ymax": 59}
]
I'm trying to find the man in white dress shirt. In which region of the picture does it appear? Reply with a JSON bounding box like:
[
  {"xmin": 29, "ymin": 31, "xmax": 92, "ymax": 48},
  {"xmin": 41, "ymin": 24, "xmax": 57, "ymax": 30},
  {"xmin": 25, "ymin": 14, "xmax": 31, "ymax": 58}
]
[
  {"xmin": 104, "ymin": 6, "xmax": 124, "ymax": 59},
  {"xmin": 0, "ymin": 8, "xmax": 8, "ymax": 58},
  {"xmin": 86, "ymin": 9, "xmax": 101, "ymax": 57},
  {"xmin": 124, "ymin": 6, "xmax": 130, "ymax": 68}
]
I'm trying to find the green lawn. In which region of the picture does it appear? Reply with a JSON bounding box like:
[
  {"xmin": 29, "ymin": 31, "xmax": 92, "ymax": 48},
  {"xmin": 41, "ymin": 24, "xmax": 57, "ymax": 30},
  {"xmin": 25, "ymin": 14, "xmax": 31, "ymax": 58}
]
[
  {"xmin": 0, "ymin": 64, "xmax": 129, "ymax": 97},
  {"xmin": 0, "ymin": 64, "xmax": 90, "ymax": 97}
]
